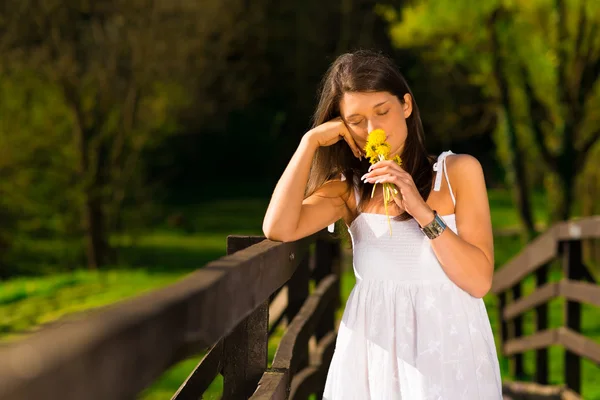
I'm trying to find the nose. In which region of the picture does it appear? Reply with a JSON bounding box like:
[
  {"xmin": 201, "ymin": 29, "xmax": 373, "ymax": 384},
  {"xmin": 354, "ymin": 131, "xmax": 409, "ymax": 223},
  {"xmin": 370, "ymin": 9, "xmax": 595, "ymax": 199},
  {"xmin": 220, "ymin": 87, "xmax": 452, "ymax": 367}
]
[{"xmin": 367, "ymin": 120, "xmax": 379, "ymax": 133}]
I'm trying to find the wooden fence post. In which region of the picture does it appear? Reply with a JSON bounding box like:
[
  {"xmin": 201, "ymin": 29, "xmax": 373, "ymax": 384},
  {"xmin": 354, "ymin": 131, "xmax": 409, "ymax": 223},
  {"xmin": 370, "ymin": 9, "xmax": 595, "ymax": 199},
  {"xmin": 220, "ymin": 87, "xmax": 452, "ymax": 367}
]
[
  {"xmin": 498, "ymin": 292, "xmax": 508, "ymax": 353},
  {"xmin": 313, "ymin": 238, "xmax": 341, "ymax": 341},
  {"xmin": 223, "ymin": 236, "xmax": 269, "ymax": 399},
  {"xmin": 535, "ymin": 263, "xmax": 549, "ymax": 385},
  {"xmin": 562, "ymin": 240, "xmax": 583, "ymax": 394},
  {"xmin": 511, "ymin": 282, "xmax": 524, "ymax": 379},
  {"xmin": 287, "ymin": 251, "xmax": 311, "ymax": 375}
]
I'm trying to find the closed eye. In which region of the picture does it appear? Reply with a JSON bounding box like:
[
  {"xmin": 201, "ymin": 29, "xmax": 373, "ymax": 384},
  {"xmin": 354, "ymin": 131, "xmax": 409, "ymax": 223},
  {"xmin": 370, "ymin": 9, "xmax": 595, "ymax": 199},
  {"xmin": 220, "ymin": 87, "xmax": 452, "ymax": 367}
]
[
  {"xmin": 377, "ymin": 110, "xmax": 389, "ymax": 116},
  {"xmin": 348, "ymin": 119, "xmax": 364, "ymax": 126}
]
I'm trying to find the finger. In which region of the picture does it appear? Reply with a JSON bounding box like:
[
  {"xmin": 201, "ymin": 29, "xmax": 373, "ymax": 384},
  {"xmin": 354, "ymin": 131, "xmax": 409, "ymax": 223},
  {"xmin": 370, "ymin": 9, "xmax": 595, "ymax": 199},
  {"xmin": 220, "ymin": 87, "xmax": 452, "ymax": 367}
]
[
  {"xmin": 341, "ymin": 131, "xmax": 362, "ymax": 159},
  {"xmin": 361, "ymin": 167, "xmax": 401, "ymax": 182},
  {"xmin": 366, "ymin": 173, "xmax": 395, "ymax": 185},
  {"xmin": 368, "ymin": 159, "xmax": 401, "ymax": 172},
  {"xmin": 338, "ymin": 119, "xmax": 362, "ymax": 157},
  {"xmin": 340, "ymin": 132, "xmax": 358, "ymax": 158}
]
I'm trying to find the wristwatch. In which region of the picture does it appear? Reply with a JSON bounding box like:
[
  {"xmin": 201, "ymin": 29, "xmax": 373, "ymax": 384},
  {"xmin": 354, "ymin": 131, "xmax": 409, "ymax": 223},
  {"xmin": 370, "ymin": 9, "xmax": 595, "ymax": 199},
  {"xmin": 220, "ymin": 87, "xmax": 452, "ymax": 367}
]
[{"xmin": 419, "ymin": 210, "xmax": 447, "ymax": 239}]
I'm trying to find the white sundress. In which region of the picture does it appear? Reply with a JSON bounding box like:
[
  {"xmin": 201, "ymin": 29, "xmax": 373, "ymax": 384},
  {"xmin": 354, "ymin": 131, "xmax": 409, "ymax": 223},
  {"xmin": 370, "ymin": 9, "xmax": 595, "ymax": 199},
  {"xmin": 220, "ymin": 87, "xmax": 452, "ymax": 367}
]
[{"xmin": 323, "ymin": 151, "xmax": 503, "ymax": 400}]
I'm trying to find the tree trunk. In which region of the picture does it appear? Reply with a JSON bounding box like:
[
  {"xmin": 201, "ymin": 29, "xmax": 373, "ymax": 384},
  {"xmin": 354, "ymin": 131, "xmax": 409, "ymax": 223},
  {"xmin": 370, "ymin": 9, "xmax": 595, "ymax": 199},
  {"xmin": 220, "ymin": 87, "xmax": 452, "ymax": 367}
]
[
  {"xmin": 500, "ymin": 110, "xmax": 537, "ymax": 242},
  {"xmin": 84, "ymin": 193, "xmax": 107, "ymax": 269},
  {"xmin": 488, "ymin": 11, "xmax": 537, "ymax": 241},
  {"xmin": 555, "ymin": 152, "xmax": 576, "ymax": 222},
  {"xmin": 70, "ymin": 100, "xmax": 109, "ymax": 270}
]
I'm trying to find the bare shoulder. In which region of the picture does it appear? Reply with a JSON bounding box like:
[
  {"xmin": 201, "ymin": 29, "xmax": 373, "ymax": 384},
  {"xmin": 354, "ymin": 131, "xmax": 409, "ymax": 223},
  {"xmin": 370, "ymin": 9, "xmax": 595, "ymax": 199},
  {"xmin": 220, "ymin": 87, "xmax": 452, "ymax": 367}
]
[
  {"xmin": 446, "ymin": 153, "xmax": 483, "ymax": 173},
  {"xmin": 445, "ymin": 153, "xmax": 485, "ymax": 190}
]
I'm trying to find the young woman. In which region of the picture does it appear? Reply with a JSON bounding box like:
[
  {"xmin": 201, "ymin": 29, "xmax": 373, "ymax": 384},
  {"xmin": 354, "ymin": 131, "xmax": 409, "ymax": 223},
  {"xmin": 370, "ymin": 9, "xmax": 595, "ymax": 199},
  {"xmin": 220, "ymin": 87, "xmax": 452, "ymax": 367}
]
[{"xmin": 262, "ymin": 50, "xmax": 502, "ymax": 399}]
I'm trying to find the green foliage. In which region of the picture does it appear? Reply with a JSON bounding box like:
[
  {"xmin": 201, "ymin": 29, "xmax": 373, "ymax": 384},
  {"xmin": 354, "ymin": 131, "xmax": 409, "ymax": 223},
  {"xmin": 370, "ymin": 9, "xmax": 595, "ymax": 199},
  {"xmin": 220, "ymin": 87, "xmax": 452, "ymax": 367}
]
[
  {"xmin": 0, "ymin": 0, "xmax": 270, "ymax": 271},
  {"xmin": 386, "ymin": 0, "xmax": 600, "ymax": 223}
]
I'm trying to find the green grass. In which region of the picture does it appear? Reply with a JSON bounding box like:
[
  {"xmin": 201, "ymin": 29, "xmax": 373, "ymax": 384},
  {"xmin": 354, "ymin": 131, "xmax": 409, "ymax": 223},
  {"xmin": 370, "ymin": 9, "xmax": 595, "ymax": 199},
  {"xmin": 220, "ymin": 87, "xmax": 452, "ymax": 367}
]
[
  {"xmin": 488, "ymin": 188, "xmax": 548, "ymax": 231},
  {"xmin": 0, "ymin": 270, "xmax": 185, "ymax": 343},
  {"xmin": 1, "ymin": 189, "xmax": 598, "ymax": 398}
]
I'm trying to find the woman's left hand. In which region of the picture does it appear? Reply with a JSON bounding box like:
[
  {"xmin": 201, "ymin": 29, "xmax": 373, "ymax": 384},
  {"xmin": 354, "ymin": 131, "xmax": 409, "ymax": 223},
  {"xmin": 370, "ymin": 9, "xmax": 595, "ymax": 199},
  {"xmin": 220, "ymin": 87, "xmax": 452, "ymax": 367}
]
[{"xmin": 360, "ymin": 160, "xmax": 434, "ymax": 226}]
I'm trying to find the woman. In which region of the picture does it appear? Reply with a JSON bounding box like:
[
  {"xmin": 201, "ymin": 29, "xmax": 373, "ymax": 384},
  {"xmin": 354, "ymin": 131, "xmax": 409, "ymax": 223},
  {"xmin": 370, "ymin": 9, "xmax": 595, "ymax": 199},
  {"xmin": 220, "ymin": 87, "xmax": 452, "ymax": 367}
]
[{"xmin": 262, "ymin": 50, "xmax": 502, "ymax": 399}]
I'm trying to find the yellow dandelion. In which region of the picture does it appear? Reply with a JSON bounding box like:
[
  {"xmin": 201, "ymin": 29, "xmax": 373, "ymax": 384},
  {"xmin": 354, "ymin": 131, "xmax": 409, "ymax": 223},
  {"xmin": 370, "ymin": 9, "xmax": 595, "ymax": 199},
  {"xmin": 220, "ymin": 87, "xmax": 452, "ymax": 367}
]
[
  {"xmin": 362, "ymin": 129, "xmax": 403, "ymax": 236},
  {"xmin": 364, "ymin": 129, "xmax": 388, "ymax": 162}
]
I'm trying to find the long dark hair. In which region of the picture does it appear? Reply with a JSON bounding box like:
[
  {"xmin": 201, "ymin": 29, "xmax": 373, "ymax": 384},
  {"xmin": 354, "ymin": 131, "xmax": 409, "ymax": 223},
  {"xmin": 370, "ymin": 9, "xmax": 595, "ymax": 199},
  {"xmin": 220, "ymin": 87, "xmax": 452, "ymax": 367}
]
[{"xmin": 305, "ymin": 50, "xmax": 435, "ymax": 222}]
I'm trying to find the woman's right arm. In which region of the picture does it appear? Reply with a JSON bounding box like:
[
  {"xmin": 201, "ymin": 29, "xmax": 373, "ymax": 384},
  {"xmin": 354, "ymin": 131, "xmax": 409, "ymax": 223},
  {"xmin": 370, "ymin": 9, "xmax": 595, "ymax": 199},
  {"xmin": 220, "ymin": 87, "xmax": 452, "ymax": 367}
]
[{"xmin": 262, "ymin": 121, "xmax": 361, "ymax": 242}]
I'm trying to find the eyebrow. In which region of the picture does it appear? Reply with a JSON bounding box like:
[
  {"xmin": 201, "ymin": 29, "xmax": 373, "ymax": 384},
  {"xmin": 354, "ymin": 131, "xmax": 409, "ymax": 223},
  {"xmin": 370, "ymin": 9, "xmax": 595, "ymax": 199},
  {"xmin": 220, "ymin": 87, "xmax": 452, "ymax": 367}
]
[{"xmin": 345, "ymin": 100, "xmax": 389, "ymax": 119}]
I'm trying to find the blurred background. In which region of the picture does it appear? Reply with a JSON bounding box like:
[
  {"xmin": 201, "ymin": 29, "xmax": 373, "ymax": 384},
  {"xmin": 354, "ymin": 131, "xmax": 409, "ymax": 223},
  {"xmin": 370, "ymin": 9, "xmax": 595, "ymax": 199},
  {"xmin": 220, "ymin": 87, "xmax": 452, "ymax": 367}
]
[{"xmin": 0, "ymin": 0, "xmax": 599, "ymax": 398}]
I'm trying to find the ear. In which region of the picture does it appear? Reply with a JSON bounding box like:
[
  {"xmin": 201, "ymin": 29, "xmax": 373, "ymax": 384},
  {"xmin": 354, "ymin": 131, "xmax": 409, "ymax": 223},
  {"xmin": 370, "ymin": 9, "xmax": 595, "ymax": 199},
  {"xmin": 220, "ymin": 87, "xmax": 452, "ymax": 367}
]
[{"xmin": 402, "ymin": 93, "xmax": 413, "ymax": 118}]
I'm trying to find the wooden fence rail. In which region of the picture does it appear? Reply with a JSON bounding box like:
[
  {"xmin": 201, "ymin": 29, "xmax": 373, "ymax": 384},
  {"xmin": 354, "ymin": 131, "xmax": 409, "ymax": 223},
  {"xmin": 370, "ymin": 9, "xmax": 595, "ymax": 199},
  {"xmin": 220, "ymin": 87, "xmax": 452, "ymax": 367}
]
[
  {"xmin": 0, "ymin": 230, "xmax": 341, "ymax": 400},
  {"xmin": 492, "ymin": 216, "xmax": 600, "ymax": 399}
]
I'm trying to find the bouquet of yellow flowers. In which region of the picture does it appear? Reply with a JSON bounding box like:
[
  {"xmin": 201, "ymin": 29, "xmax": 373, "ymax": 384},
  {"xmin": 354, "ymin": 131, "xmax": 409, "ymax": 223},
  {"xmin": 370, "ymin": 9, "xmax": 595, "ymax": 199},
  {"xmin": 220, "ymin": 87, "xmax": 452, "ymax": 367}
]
[{"xmin": 363, "ymin": 129, "xmax": 402, "ymax": 236}]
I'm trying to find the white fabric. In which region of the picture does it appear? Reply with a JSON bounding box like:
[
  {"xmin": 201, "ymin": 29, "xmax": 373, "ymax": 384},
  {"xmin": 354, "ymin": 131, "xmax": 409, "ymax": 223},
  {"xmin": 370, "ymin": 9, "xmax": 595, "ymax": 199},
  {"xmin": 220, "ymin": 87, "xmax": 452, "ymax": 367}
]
[
  {"xmin": 322, "ymin": 151, "xmax": 502, "ymax": 399},
  {"xmin": 433, "ymin": 150, "xmax": 456, "ymax": 206}
]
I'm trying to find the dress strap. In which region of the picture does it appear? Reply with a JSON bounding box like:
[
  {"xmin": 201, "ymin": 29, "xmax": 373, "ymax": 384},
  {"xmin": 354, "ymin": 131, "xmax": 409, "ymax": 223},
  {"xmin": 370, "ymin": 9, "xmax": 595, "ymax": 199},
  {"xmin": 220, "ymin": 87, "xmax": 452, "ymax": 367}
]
[{"xmin": 432, "ymin": 150, "xmax": 456, "ymax": 207}]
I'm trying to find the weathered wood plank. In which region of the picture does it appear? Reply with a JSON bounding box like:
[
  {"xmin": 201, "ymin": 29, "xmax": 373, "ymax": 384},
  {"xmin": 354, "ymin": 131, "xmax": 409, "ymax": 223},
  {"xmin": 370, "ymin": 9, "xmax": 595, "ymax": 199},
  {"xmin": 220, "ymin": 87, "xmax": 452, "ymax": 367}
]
[
  {"xmin": 0, "ymin": 235, "xmax": 315, "ymax": 400},
  {"xmin": 289, "ymin": 331, "xmax": 337, "ymax": 400},
  {"xmin": 312, "ymin": 331, "xmax": 336, "ymax": 371},
  {"xmin": 272, "ymin": 275, "xmax": 338, "ymax": 376},
  {"xmin": 171, "ymin": 340, "xmax": 223, "ymax": 400},
  {"xmin": 560, "ymin": 280, "xmax": 600, "ymax": 308},
  {"xmin": 554, "ymin": 217, "xmax": 600, "ymax": 241},
  {"xmin": 493, "ymin": 216, "xmax": 599, "ymax": 294},
  {"xmin": 502, "ymin": 381, "xmax": 582, "ymax": 400},
  {"xmin": 249, "ymin": 370, "xmax": 289, "ymax": 400},
  {"xmin": 492, "ymin": 227, "xmax": 557, "ymax": 294},
  {"xmin": 559, "ymin": 327, "xmax": 600, "ymax": 365},
  {"xmin": 504, "ymin": 329, "xmax": 560, "ymax": 356},
  {"xmin": 503, "ymin": 282, "xmax": 559, "ymax": 320},
  {"xmin": 289, "ymin": 366, "xmax": 319, "ymax": 400}
]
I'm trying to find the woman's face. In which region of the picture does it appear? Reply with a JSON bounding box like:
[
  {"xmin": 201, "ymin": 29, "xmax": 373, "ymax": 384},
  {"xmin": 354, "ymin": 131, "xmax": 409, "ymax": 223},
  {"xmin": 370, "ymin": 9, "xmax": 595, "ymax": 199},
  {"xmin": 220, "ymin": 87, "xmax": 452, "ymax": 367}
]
[{"xmin": 339, "ymin": 91, "xmax": 413, "ymax": 158}]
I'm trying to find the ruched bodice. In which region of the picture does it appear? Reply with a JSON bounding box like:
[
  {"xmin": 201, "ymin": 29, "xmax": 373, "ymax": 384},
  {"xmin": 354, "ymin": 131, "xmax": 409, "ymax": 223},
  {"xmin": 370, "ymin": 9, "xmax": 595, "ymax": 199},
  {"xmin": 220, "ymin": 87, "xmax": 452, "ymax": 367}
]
[{"xmin": 349, "ymin": 212, "xmax": 457, "ymax": 283}]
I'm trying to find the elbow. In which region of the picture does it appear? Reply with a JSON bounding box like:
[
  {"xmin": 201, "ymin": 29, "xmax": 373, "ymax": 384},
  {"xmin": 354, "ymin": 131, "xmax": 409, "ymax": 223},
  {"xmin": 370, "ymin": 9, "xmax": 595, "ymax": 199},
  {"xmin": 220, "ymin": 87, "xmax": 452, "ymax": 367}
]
[
  {"xmin": 262, "ymin": 223, "xmax": 278, "ymax": 241},
  {"xmin": 262, "ymin": 221, "xmax": 293, "ymax": 242},
  {"xmin": 263, "ymin": 228, "xmax": 282, "ymax": 242},
  {"xmin": 471, "ymin": 278, "xmax": 493, "ymax": 299}
]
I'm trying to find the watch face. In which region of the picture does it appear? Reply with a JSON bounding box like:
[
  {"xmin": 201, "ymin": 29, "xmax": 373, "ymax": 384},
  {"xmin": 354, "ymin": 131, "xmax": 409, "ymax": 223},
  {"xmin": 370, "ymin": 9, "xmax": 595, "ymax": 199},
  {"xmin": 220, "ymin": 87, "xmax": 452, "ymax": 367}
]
[{"xmin": 422, "ymin": 214, "xmax": 447, "ymax": 239}]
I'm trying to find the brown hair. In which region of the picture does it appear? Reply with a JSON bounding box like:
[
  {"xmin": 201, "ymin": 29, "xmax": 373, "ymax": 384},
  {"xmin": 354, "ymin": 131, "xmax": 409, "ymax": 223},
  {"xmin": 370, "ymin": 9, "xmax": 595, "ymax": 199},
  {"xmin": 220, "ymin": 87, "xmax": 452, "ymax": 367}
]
[{"xmin": 305, "ymin": 49, "xmax": 435, "ymax": 223}]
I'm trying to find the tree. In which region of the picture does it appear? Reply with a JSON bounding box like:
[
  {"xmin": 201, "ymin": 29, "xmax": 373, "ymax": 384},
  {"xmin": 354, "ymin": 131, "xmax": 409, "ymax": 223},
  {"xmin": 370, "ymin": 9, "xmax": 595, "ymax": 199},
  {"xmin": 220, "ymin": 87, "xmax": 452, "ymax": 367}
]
[
  {"xmin": 385, "ymin": 0, "xmax": 600, "ymax": 229},
  {"xmin": 0, "ymin": 0, "xmax": 264, "ymax": 269}
]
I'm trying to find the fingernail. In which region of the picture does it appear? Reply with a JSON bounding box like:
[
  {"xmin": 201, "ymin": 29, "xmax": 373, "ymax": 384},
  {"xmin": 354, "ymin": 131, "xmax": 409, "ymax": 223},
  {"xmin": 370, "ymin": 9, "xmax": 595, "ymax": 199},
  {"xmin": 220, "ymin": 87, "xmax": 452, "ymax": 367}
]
[
  {"xmin": 368, "ymin": 165, "xmax": 373, "ymax": 172},
  {"xmin": 361, "ymin": 174, "xmax": 368, "ymax": 180}
]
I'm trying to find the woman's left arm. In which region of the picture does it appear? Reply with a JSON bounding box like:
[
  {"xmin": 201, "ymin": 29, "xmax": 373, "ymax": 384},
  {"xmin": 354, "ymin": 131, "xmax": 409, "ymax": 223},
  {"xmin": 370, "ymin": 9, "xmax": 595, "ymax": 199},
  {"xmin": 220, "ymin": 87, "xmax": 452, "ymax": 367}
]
[{"xmin": 418, "ymin": 155, "xmax": 494, "ymax": 298}]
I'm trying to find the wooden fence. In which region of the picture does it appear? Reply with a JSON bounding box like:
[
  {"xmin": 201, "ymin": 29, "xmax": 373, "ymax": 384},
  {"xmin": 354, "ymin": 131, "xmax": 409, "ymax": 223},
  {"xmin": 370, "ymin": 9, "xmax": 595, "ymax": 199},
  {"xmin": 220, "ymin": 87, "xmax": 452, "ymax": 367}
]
[
  {"xmin": 0, "ymin": 230, "xmax": 341, "ymax": 400},
  {"xmin": 492, "ymin": 216, "xmax": 600, "ymax": 399}
]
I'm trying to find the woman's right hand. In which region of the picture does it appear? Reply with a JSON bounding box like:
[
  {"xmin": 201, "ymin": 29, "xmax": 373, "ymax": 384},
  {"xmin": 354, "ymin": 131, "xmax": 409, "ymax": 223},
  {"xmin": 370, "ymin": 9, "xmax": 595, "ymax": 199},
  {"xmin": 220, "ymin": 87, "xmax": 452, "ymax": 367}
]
[{"xmin": 305, "ymin": 117, "xmax": 363, "ymax": 160}]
